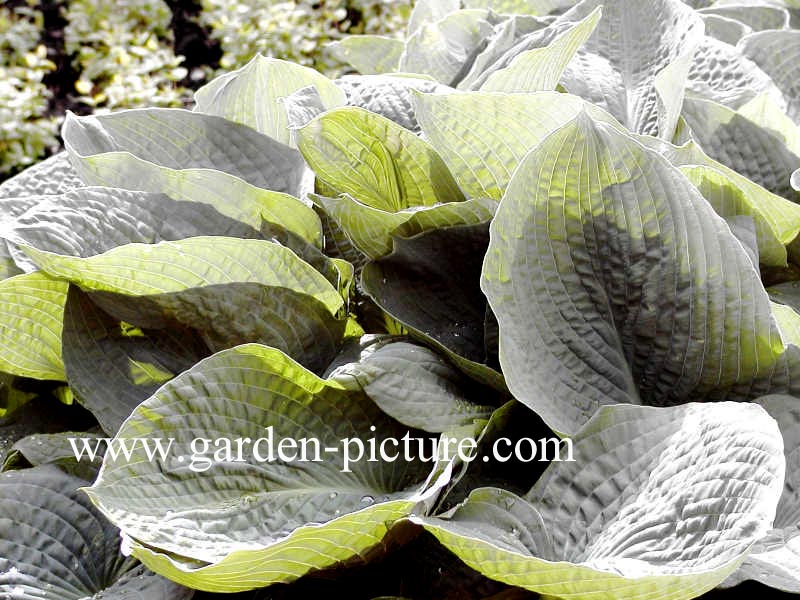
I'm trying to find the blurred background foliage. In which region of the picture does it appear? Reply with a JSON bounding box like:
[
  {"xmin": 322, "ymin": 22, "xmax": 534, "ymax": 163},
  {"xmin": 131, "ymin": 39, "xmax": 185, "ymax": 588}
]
[{"xmin": 0, "ymin": 0, "xmax": 412, "ymax": 179}]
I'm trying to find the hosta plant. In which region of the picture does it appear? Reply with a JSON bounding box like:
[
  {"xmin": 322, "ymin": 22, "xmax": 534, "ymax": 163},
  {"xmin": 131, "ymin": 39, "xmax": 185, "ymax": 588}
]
[{"xmin": 1, "ymin": 0, "xmax": 800, "ymax": 598}]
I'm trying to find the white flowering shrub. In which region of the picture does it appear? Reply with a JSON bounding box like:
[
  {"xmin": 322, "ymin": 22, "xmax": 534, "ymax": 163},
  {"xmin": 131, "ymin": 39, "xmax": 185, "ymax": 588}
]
[
  {"xmin": 65, "ymin": 0, "xmax": 189, "ymax": 111},
  {"xmin": 0, "ymin": 4, "xmax": 58, "ymax": 176},
  {"xmin": 199, "ymin": 0, "xmax": 411, "ymax": 75}
]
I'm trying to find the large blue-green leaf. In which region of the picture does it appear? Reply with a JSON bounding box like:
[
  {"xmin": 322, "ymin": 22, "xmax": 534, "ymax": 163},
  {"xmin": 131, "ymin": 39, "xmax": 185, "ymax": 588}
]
[
  {"xmin": 478, "ymin": 7, "xmax": 601, "ymax": 92},
  {"xmin": 30, "ymin": 229, "xmax": 347, "ymax": 360},
  {"xmin": 61, "ymin": 286, "xmax": 210, "ymax": 435},
  {"xmin": 297, "ymin": 106, "xmax": 465, "ymax": 210},
  {"xmin": 701, "ymin": 3, "xmax": 791, "ymax": 31},
  {"xmin": 2, "ymin": 427, "xmax": 105, "ymax": 480},
  {"xmin": 721, "ymin": 394, "xmax": 800, "ymax": 592},
  {"xmin": 62, "ymin": 108, "xmax": 309, "ymax": 197},
  {"xmin": 329, "ymin": 340, "xmax": 496, "ymax": 433},
  {"xmin": 362, "ymin": 223, "xmax": 504, "ymax": 390},
  {"xmin": 401, "ymin": 9, "xmax": 495, "ymax": 86},
  {"xmin": 699, "ymin": 12, "xmax": 751, "ymax": 46},
  {"xmin": 412, "ymin": 90, "xmax": 620, "ymax": 201},
  {"xmin": 20, "ymin": 236, "xmax": 344, "ymax": 317},
  {"xmin": 330, "ymin": 36, "xmax": 405, "ymax": 75},
  {"xmin": 640, "ymin": 137, "xmax": 800, "ymax": 267},
  {"xmin": 0, "ymin": 272, "xmax": 67, "ymax": 381},
  {"xmin": 687, "ymin": 35, "xmax": 785, "ymax": 110},
  {"xmin": 2, "ymin": 186, "xmax": 268, "ymax": 261},
  {"xmin": 0, "ymin": 153, "xmax": 86, "ymax": 281},
  {"xmin": 681, "ymin": 96, "xmax": 800, "ymax": 201},
  {"xmin": 414, "ymin": 402, "xmax": 785, "ymax": 599},
  {"xmin": 38, "ymin": 160, "xmax": 320, "ymax": 247},
  {"xmin": 679, "ymin": 164, "xmax": 800, "ymax": 266},
  {"xmin": 482, "ymin": 111, "xmax": 791, "ymax": 434},
  {"xmin": 86, "ymin": 344, "xmax": 452, "ymax": 592},
  {"xmin": 335, "ymin": 75, "xmax": 452, "ymax": 133},
  {"xmin": 557, "ymin": 0, "xmax": 704, "ymax": 136},
  {"xmin": 0, "ymin": 464, "xmax": 193, "ymax": 600},
  {"xmin": 18, "ymin": 234, "xmax": 350, "ymax": 383},
  {"xmin": 739, "ymin": 29, "xmax": 800, "ymax": 122},
  {"xmin": 0, "ymin": 152, "xmax": 82, "ymax": 200},
  {"xmin": 457, "ymin": 12, "xmax": 552, "ymax": 89},
  {"xmin": 194, "ymin": 55, "xmax": 347, "ymax": 147},
  {"xmin": 312, "ymin": 193, "xmax": 495, "ymax": 259}
]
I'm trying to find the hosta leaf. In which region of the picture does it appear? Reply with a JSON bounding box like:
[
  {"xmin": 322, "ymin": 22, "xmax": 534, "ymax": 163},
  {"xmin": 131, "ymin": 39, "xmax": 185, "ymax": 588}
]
[
  {"xmin": 650, "ymin": 138, "xmax": 800, "ymax": 258},
  {"xmin": 335, "ymin": 75, "xmax": 452, "ymax": 133},
  {"xmin": 0, "ymin": 272, "xmax": 67, "ymax": 381},
  {"xmin": 0, "ymin": 152, "xmax": 83, "ymax": 200},
  {"xmin": 654, "ymin": 52, "xmax": 694, "ymax": 141},
  {"xmin": 435, "ymin": 401, "xmax": 551, "ymax": 514},
  {"xmin": 193, "ymin": 55, "xmax": 347, "ymax": 147},
  {"xmin": 462, "ymin": 0, "xmax": 572, "ymax": 14},
  {"xmin": 699, "ymin": 4, "xmax": 790, "ymax": 31},
  {"xmin": 1, "ymin": 186, "xmax": 268, "ymax": 261},
  {"xmin": 414, "ymin": 402, "xmax": 785, "ymax": 600},
  {"xmin": 687, "ymin": 35, "xmax": 784, "ymax": 110},
  {"xmin": 679, "ymin": 164, "xmax": 800, "ymax": 266},
  {"xmin": 62, "ymin": 108, "xmax": 309, "ymax": 197},
  {"xmin": 737, "ymin": 92, "xmax": 800, "ymax": 156},
  {"xmin": 681, "ymin": 96, "xmax": 800, "ymax": 200},
  {"xmin": 282, "ymin": 86, "xmax": 330, "ymax": 137},
  {"xmin": 768, "ymin": 281, "xmax": 800, "ymax": 308},
  {"xmin": 62, "ymin": 286, "xmax": 210, "ymax": 435},
  {"xmin": 312, "ymin": 193, "xmax": 495, "ymax": 259},
  {"xmin": 297, "ymin": 107, "xmax": 465, "ymax": 211},
  {"xmin": 50, "ymin": 159, "xmax": 320, "ymax": 246},
  {"xmin": 557, "ymin": 0, "xmax": 704, "ymax": 136},
  {"xmin": 0, "ymin": 256, "xmax": 23, "ymax": 283},
  {"xmin": 401, "ymin": 9, "xmax": 494, "ymax": 86},
  {"xmin": 739, "ymin": 30, "xmax": 800, "ymax": 122},
  {"xmin": 412, "ymin": 90, "xmax": 620, "ymax": 200},
  {"xmin": 329, "ymin": 340, "xmax": 495, "ymax": 433},
  {"xmin": 772, "ymin": 302, "xmax": 800, "ymax": 347},
  {"xmin": 458, "ymin": 13, "xmax": 552, "ymax": 90},
  {"xmin": 482, "ymin": 112, "xmax": 787, "ymax": 434},
  {"xmin": 316, "ymin": 205, "xmax": 370, "ymax": 270},
  {"xmin": 362, "ymin": 223, "xmax": 505, "ymax": 390},
  {"xmin": 20, "ymin": 236, "xmax": 344, "ymax": 318},
  {"xmin": 457, "ymin": 13, "xmax": 565, "ymax": 90},
  {"xmin": 22, "ymin": 231, "xmax": 350, "ymax": 400},
  {"xmin": 85, "ymin": 344, "xmax": 450, "ymax": 592},
  {"xmin": 723, "ymin": 395, "xmax": 800, "ymax": 592},
  {"xmin": 3, "ymin": 428, "xmax": 104, "ymax": 479},
  {"xmin": 40, "ymin": 157, "xmax": 320, "ymax": 246},
  {"xmin": 407, "ymin": 0, "xmax": 461, "ymax": 36},
  {"xmin": 479, "ymin": 7, "xmax": 600, "ymax": 92},
  {"xmin": 699, "ymin": 13, "xmax": 751, "ymax": 45},
  {"xmin": 91, "ymin": 282, "xmax": 349, "ymax": 374},
  {"xmin": 0, "ymin": 464, "xmax": 193, "ymax": 600},
  {"xmin": 330, "ymin": 36, "xmax": 405, "ymax": 75}
]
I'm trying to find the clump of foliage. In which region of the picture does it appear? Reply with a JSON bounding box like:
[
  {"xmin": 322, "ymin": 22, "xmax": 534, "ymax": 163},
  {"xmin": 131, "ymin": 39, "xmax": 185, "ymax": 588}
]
[
  {"xmin": 0, "ymin": 0, "xmax": 411, "ymax": 179},
  {"xmin": 0, "ymin": 2, "xmax": 59, "ymax": 176},
  {"xmin": 1, "ymin": 0, "xmax": 800, "ymax": 599}
]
